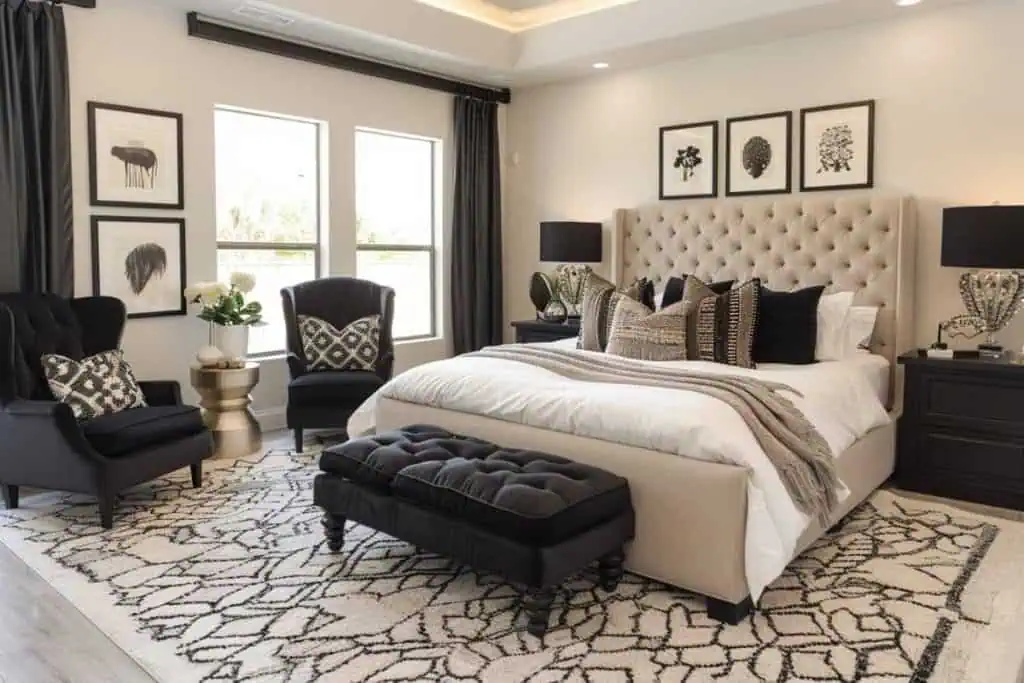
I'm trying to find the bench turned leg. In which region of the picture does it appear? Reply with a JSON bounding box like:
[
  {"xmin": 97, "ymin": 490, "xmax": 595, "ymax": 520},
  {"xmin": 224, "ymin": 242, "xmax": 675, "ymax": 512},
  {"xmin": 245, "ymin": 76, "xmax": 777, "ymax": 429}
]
[
  {"xmin": 524, "ymin": 587, "xmax": 556, "ymax": 638},
  {"xmin": 598, "ymin": 549, "xmax": 625, "ymax": 591},
  {"xmin": 322, "ymin": 512, "xmax": 346, "ymax": 552}
]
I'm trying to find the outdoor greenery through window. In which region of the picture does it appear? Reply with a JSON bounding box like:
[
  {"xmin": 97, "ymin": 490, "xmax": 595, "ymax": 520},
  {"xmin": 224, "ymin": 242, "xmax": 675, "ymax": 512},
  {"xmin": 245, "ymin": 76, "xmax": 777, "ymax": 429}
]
[
  {"xmin": 214, "ymin": 107, "xmax": 323, "ymax": 355},
  {"xmin": 355, "ymin": 129, "xmax": 439, "ymax": 340}
]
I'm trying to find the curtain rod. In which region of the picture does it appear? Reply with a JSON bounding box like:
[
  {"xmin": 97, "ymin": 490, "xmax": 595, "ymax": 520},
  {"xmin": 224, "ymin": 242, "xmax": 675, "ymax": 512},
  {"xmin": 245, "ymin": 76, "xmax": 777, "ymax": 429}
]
[{"xmin": 186, "ymin": 13, "xmax": 511, "ymax": 105}]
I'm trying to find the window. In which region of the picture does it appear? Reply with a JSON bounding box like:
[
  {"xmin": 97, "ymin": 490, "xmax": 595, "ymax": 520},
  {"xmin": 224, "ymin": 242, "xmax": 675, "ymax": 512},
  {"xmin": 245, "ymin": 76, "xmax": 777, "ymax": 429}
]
[
  {"xmin": 215, "ymin": 108, "xmax": 323, "ymax": 355},
  {"xmin": 355, "ymin": 129, "xmax": 439, "ymax": 340}
]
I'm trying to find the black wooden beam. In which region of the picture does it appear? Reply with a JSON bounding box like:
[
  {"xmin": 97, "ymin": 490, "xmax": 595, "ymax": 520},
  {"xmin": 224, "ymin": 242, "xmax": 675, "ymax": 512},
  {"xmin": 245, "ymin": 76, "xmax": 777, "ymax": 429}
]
[
  {"xmin": 58, "ymin": 0, "xmax": 96, "ymax": 7},
  {"xmin": 186, "ymin": 13, "xmax": 511, "ymax": 105}
]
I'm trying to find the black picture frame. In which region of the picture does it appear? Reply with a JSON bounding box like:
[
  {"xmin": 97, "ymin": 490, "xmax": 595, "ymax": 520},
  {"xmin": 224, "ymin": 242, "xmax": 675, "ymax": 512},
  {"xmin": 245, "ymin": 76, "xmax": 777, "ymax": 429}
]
[
  {"xmin": 659, "ymin": 120, "xmax": 719, "ymax": 200},
  {"xmin": 725, "ymin": 111, "xmax": 793, "ymax": 197},
  {"xmin": 87, "ymin": 101, "xmax": 185, "ymax": 210},
  {"xmin": 799, "ymin": 99, "xmax": 875, "ymax": 192},
  {"xmin": 91, "ymin": 216, "xmax": 187, "ymax": 319}
]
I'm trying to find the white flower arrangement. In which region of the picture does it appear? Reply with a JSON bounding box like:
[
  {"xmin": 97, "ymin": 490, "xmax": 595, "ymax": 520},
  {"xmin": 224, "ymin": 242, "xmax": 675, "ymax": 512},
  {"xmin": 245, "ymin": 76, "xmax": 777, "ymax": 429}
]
[{"xmin": 183, "ymin": 273, "xmax": 262, "ymax": 326}]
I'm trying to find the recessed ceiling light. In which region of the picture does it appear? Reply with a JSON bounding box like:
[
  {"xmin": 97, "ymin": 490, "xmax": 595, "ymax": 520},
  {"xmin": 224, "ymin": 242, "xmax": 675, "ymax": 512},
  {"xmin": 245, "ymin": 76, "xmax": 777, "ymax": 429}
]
[
  {"xmin": 592, "ymin": 62, "xmax": 610, "ymax": 69},
  {"xmin": 896, "ymin": 0, "xmax": 922, "ymax": 6}
]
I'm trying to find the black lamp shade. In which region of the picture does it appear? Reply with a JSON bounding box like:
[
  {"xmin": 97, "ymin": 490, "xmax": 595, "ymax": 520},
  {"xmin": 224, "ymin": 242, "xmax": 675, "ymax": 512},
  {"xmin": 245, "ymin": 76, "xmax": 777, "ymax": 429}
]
[
  {"xmin": 941, "ymin": 205, "xmax": 1024, "ymax": 269},
  {"xmin": 540, "ymin": 221, "xmax": 603, "ymax": 263}
]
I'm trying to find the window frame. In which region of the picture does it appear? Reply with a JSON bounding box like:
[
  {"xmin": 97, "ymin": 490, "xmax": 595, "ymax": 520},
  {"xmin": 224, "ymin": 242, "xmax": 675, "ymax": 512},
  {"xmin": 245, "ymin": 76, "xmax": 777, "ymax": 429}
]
[
  {"xmin": 354, "ymin": 128, "xmax": 440, "ymax": 342},
  {"xmin": 214, "ymin": 106, "xmax": 325, "ymax": 358}
]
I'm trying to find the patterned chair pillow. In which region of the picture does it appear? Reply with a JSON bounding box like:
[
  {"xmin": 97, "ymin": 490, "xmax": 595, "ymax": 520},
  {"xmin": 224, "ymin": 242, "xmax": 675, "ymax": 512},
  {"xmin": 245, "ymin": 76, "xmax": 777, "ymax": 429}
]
[
  {"xmin": 42, "ymin": 350, "xmax": 148, "ymax": 421},
  {"xmin": 577, "ymin": 274, "xmax": 647, "ymax": 352},
  {"xmin": 683, "ymin": 277, "xmax": 761, "ymax": 369},
  {"xmin": 299, "ymin": 314, "xmax": 381, "ymax": 372},
  {"xmin": 605, "ymin": 296, "xmax": 693, "ymax": 361}
]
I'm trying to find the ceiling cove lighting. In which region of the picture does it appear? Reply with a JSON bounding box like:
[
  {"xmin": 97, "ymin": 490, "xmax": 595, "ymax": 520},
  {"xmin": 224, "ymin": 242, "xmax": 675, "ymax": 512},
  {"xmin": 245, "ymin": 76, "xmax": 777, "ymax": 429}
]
[
  {"xmin": 896, "ymin": 0, "xmax": 922, "ymax": 6},
  {"xmin": 592, "ymin": 62, "xmax": 610, "ymax": 69}
]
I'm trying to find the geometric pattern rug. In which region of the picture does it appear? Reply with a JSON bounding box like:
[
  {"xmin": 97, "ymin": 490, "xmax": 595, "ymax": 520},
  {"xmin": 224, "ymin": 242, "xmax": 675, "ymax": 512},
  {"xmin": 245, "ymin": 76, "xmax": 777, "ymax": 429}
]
[{"xmin": 1, "ymin": 449, "xmax": 1022, "ymax": 683}]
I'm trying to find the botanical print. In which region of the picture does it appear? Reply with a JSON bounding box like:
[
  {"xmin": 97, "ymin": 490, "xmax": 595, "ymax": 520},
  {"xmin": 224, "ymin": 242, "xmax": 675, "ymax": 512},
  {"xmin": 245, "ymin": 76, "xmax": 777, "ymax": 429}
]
[
  {"xmin": 726, "ymin": 112, "xmax": 791, "ymax": 196},
  {"xmin": 673, "ymin": 144, "xmax": 703, "ymax": 181},
  {"xmin": 742, "ymin": 135, "xmax": 772, "ymax": 178},
  {"xmin": 660, "ymin": 121, "xmax": 718, "ymax": 199},
  {"xmin": 817, "ymin": 123, "xmax": 855, "ymax": 174},
  {"xmin": 800, "ymin": 100, "xmax": 874, "ymax": 191}
]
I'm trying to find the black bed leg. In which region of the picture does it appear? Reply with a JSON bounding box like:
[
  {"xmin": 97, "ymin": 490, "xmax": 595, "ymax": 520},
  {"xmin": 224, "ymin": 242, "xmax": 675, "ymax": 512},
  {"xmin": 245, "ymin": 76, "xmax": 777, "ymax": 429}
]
[
  {"xmin": 322, "ymin": 512, "xmax": 346, "ymax": 552},
  {"xmin": 598, "ymin": 549, "xmax": 625, "ymax": 591},
  {"xmin": 706, "ymin": 595, "xmax": 754, "ymax": 625},
  {"xmin": 99, "ymin": 494, "xmax": 116, "ymax": 530},
  {"xmin": 2, "ymin": 484, "xmax": 19, "ymax": 510},
  {"xmin": 524, "ymin": 586, "xmax": 556, "ymax": 638},
  {"xmin": 294, "ymin": 428, "xmax": 304, "ymax": 454}
]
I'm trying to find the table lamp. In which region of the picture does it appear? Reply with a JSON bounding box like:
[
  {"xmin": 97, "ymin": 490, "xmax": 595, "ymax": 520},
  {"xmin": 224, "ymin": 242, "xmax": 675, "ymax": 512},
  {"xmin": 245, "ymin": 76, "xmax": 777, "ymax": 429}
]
[
  {"xmin": 539, "ymin": 221, "xmax": 603, "ymax": 319},
  {"xmin": 941, "ymin": 205, "xmax": 1024, "ymax": 352}
]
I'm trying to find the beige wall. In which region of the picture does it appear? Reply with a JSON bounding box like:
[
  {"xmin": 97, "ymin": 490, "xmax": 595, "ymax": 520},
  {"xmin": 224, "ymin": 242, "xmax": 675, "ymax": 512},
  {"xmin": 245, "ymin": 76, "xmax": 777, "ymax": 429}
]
[
  {"xmin": 505, "ymin": 0, "xmax": 1024, "ymax": 350},
  {"xmin": 67, "ymin": 0, "xmax": 458, "ymax": 428}
]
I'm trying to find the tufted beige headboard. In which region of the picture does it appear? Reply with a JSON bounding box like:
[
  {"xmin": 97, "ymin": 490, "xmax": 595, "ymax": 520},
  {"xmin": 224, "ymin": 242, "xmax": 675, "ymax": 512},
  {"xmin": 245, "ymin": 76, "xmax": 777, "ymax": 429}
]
[{"xmin": 611, "ymin": 195, "xmax": 916, "ymax": 409}]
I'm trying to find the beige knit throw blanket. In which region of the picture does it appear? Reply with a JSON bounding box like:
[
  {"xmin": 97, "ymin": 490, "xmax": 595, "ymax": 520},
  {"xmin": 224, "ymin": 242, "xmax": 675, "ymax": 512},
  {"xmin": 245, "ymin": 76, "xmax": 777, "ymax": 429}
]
[{"xmin": 467, "ymin": 345, "xmax": 840, "ymax": 525}]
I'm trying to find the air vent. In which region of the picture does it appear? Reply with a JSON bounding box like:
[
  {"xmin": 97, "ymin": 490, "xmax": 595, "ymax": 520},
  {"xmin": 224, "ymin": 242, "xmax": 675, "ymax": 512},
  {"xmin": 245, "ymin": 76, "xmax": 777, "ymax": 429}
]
[{"xmin": 232, "ymin": 4, "xmax": 296, "ymax": 27}]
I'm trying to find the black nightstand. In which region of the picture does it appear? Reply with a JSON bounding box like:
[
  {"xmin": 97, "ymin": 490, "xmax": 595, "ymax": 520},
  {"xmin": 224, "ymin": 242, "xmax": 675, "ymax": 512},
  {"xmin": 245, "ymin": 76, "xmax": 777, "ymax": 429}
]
[
  {"xmin": 511, "ymin": 319, "xmax": 581, "ymax": 344},
  {"xmin": 896, "ymin": 351, "xmax": 1024, "ymax": 510}
]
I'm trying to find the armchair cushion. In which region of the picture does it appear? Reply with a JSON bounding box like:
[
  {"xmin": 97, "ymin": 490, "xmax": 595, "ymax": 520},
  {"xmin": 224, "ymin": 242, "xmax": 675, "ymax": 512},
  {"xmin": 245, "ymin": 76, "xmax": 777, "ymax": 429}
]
[
  {"xmin": 298, "ymin": 314, "xmax": 381, "ymax": 372},
  {"xmin": 82, "ymin": 405, "xmax": 205, "ymax": 458},
  {"xmin": 288, "ymin": 371, "xmax": 384, "ymax": 406},
  {"xmin": 41, "ymin": 350, "xmax": 147, "ymax": 420}
]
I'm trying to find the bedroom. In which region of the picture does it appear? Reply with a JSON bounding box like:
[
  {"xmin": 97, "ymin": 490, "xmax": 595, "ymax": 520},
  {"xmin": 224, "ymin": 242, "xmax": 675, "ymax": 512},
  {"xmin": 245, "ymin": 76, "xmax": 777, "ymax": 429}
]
[{"xmin": 0, "ymin": 0, "xmax": 1023, "ymax": 681}]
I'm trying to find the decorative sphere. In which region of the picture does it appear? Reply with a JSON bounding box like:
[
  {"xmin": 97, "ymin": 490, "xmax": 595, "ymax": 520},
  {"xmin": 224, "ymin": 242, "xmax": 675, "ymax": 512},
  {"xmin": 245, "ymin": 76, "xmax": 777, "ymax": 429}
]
[{"xmin": 196, "ymin": 345, "xmax": 223, "ymax": 367}]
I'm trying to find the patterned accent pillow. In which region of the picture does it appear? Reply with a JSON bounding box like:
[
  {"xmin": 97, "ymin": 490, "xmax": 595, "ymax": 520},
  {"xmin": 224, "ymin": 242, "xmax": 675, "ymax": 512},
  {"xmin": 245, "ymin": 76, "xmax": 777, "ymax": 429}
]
[
  {"xmin": 606, "ymin": 296, "xmax": 692, "ymax": 361},
  {"xmin": 683, "ymin": 278, "xmax": 761, "ymax": 368},
  {"xmin": 42, "ymin": 350, "xmax": 147, "ymax": 421},
  {"xmin": 576, "ymin": 274, "xmax": 646, "ymax": 352},
  {"xmin": 299, "ymin": 314, "xmax": 381, "ymax": 372}
]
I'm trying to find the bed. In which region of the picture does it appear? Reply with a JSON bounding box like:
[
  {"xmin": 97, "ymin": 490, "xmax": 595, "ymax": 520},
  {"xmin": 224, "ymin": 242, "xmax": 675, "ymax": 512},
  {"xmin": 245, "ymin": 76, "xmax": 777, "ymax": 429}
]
[{"xmin": 358, "ymin": 194, "xmax": 917, "ymax": 620}]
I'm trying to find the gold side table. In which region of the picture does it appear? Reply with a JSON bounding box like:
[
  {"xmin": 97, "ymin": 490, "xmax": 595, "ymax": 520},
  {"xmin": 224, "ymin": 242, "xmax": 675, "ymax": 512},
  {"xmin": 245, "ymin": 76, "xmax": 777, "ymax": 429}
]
[{"xmin": 190, "ymin": 362, "xmax": 262, "ymax": 459}]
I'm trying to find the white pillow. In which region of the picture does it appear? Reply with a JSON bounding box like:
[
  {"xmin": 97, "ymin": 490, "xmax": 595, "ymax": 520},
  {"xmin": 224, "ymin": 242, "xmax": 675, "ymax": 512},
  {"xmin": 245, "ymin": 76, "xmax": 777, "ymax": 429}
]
[
  {"xmin": 845, "ymin": 306, "xmax": 879, "ymax": 352},
  {"xmin": 653, "ymin": 288, "xmax": 666, "ymax": 310},
  {"xmin": 816, "ymin": 292, "xmax": 855, "ymax": 361}
]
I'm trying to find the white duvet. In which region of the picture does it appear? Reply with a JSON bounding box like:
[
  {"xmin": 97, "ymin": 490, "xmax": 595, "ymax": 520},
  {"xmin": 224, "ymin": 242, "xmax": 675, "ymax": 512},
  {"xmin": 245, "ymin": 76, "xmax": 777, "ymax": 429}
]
[{"xmin": 348, "ymin": 339, "xmax": 891, "ymax": 600}]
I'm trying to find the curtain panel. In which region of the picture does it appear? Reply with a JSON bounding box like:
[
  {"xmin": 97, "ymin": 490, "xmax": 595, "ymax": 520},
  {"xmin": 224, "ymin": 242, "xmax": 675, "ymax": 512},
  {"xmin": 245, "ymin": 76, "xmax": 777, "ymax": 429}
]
[
  {"xmin": 0, "ymin": 0, "xmax": 73, "ymax": 295},
  {"xmin": 450, "ymin": 96, "xmax": 503, "ymax": 354}
]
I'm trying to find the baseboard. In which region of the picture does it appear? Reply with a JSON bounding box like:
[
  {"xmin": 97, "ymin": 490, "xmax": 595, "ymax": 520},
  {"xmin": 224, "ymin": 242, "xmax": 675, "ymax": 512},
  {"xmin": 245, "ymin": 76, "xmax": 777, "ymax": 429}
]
[{"xmin": 254, "ymin": 406, "xmax": 287, "ymax": 432}]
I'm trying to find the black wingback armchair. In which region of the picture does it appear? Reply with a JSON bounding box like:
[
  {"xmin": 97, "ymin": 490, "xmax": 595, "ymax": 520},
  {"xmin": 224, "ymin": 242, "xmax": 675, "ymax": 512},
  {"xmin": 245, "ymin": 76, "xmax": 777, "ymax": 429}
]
[
  {"xmin": 281, "ymin": 277, "xmax": 395, "ymax": 452},
  {"xmin": 0, "ymin": 294, "xmax": 213, "ymax": 528}
]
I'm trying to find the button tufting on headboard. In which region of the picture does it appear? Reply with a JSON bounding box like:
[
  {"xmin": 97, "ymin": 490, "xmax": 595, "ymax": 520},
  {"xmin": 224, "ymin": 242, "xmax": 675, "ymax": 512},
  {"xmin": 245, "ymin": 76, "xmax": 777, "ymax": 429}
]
[{"xmin": 611, "ymin": 195, "xmax": 917, "ymax": 410}]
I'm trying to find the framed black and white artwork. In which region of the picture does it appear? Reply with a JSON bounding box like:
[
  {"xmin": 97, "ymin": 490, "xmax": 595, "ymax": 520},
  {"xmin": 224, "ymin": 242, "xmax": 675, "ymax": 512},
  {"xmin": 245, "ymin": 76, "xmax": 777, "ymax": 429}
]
[
  {"xmin": 659, "ymin": 121, "xmax": 719, "ymax": 200},
  {"xmin": 91, "ymin": 216, "xmax": 187, "ymax": 319},
  {"xmin": 87, "ymin": 102, "xmax": 184, "ymax": 209},
  {"xmin": 725, "ymin": 111, "xmax": 792, "ymax": 197},
  {"xmin": 800, "ymin": 100, "xmax": 875, "ymax": 192}
]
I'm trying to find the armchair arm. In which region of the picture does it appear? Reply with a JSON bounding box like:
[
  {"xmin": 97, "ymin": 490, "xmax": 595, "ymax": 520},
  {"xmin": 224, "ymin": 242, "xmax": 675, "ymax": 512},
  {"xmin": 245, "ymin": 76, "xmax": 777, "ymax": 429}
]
[
  {"xmin": 286, "ymin": 354, "xmax": 307, "ymax": 380},
  {"xmin": 0, "ymin": 400, "xmax": 104, "ymax": 489},
  {"xmin": 138, "ymin": 381, "xmax": 182, "ymax": 406}
]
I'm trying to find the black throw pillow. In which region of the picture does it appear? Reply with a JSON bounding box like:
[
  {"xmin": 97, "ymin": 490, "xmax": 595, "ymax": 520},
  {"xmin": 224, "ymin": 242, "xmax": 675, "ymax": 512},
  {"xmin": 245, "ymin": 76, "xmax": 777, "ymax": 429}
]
[
  {"xmin": 661, "ymin": 276, "xmax": 735, "ymax": 309},
  {"xmin": 753, "ymin": 284, "xmax": 826, "ymax": 365}
]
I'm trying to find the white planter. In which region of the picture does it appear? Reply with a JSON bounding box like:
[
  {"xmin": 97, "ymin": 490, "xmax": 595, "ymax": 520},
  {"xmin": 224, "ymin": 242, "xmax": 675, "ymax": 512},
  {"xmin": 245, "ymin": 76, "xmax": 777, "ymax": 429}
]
[{"xmin": 213, "ymin": 324, "xmax": 249, "ymax": 362}]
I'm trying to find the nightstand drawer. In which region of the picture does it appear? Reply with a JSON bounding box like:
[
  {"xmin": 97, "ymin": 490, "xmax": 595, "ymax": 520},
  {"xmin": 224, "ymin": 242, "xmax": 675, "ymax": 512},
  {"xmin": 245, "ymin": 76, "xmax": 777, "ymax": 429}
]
[
  {"xmin": 921, "ymin": 431, "xmax": 1024, "ymax": 480},
  {"xmin": 919, "ymin": 374, "xmax": 1024, "ymax": 434}
]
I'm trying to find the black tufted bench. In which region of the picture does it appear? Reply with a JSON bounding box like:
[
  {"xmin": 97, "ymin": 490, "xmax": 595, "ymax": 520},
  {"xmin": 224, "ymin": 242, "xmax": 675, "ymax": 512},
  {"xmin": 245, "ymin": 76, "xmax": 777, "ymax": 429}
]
[{"xmin": 313, "ymin": 425, "xmax": 635, "ymax": 637}]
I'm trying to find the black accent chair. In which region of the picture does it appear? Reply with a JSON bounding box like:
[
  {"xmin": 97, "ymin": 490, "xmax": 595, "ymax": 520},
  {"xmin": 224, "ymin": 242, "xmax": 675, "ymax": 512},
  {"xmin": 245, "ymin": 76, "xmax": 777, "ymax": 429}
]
[
  {"xmin": 281, "ymin": 277, "xmax": 395, "ymax": 453},
  {"xmin": 0, "ymin": 294, "xmax": 214, "ymax": 528}
]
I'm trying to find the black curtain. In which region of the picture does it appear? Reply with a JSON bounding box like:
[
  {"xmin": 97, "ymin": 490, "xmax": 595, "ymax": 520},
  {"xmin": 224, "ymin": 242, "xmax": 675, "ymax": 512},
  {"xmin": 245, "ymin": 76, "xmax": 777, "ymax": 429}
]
[
  {"xmin": 0, "ymin": 0, "xmax": 73, "ymax": 295},
  {"xmin": 451, "ymin": 96, "xmax": 503, "ymax": 354}
]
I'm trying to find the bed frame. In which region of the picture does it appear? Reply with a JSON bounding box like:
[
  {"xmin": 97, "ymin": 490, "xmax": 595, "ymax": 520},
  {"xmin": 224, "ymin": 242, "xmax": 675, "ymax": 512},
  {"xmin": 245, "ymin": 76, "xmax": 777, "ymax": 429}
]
[{"xmin": 376, "ymin": 194, "xmax": 917, "ymax": 621}]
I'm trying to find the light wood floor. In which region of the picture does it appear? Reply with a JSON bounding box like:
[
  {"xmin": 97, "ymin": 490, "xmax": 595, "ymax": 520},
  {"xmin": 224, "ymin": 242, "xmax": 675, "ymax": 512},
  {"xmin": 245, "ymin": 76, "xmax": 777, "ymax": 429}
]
[{"xmin": 0, "ymin": 432, "xmax": 1021, "ymax": 683}]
